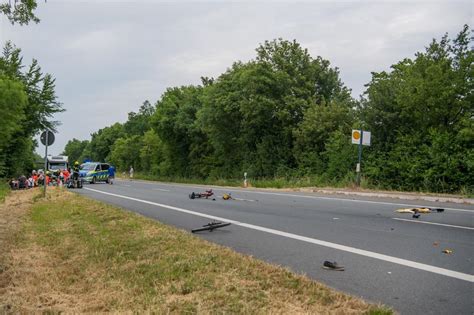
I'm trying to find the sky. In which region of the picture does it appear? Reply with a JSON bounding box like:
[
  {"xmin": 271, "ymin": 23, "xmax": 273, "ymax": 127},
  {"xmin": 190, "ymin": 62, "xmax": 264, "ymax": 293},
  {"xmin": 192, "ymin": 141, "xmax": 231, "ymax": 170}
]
[{"xmin": 1, "ymin": 0, "xmax": 472, "ymax": 155}]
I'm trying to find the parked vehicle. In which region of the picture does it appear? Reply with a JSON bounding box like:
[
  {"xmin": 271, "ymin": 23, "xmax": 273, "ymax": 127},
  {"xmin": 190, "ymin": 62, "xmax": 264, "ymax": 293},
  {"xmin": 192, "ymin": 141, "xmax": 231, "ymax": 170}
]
[{"xmin": 79, "ymin": 162, "xmax": 114, "ymax": 184}]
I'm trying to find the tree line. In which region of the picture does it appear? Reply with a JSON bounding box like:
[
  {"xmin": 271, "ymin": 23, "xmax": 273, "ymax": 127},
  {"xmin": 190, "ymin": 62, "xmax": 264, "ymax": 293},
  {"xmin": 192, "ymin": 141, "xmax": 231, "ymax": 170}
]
[
  {"xmin": 0, "ymin": 0, "xmax": 64, "ymax": 178},
  {"xmin": 0, "ymin": 42, "xmax": 63, "ymax": 178},
  {"xmin": 64, "ymin": 26, "xmax": 473, "ymax": 193}
]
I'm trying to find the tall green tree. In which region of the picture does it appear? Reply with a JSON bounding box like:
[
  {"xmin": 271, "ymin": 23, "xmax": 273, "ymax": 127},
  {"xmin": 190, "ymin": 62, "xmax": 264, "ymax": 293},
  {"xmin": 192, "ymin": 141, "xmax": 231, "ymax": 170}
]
[
  {"xmin": 0, "ymin": 42, "xmax": 63, "ymax": 177},
  {"xmin": 87, "ymin": 123, "xmax": 124, "ymax": 162},
  {"xmin": 62, "ymin": 138, "xmax": 90, "ymax": 164},
  {"xmin": 151, "ymin": 86, "xmax": 209, "ymax": 177},
  {"xmin": 123, "ymin": 100, "xmax": 155, "ymax": 136},
  {"xmin": 362, "ymin": 25, "xmax": 473, "ymax": 192},
  {"xmin": 109, "ymin": 135, "xmax": 143, "ymax": 171},
  {"xmin": 200, "ymin": 39, "xmax": 353, "ymax": 178}
]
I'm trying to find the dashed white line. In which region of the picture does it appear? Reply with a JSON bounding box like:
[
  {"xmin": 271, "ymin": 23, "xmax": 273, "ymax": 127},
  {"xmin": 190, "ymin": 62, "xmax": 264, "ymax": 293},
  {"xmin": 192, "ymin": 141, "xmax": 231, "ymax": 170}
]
[
  {"xmin": 84, "ymin": 187, "xmax": 474, "ymax": 283},
  {"xmin": 392, "ymin": 218, "xmax": 474, "ymax": 230}
]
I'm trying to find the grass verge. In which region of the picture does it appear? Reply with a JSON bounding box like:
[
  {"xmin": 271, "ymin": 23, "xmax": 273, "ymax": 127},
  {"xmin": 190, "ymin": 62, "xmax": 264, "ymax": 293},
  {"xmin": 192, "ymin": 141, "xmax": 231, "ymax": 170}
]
[
  {"xmin": 0, "ymin": 188, "xmax": 392, "ymax": 313},
  {"xmin": 0, "ymin": 181, "xmax": 9, "ymax": 203}
]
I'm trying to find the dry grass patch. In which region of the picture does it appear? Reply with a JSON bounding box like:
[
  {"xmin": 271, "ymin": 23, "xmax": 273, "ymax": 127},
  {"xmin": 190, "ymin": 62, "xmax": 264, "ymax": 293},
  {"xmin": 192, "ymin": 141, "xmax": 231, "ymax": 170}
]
[{"xmin": 0, "ymin": 187, "xmax": 392, "ymax": 314}]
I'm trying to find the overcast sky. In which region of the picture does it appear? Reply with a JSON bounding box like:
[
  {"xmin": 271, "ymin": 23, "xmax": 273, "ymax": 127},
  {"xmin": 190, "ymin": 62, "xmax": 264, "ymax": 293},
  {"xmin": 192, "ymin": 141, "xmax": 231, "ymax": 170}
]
[{"xmin": 1, "ymin": 0, "xmax": 472, "ymax": 155}]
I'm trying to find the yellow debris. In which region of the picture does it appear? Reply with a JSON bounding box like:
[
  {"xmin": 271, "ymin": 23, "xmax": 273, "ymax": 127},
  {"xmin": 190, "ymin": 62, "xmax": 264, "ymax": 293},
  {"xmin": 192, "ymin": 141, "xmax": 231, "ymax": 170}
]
[{"xmin": 395, "ymin": 207, "xmax": 432, "ymax": 214}]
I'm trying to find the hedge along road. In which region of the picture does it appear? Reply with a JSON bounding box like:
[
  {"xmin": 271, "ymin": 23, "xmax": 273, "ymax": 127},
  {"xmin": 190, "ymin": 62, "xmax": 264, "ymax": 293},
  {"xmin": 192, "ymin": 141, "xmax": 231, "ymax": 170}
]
[{"xmin": 76, "ymin": 179, "xmax": 474, "ymax": 315}]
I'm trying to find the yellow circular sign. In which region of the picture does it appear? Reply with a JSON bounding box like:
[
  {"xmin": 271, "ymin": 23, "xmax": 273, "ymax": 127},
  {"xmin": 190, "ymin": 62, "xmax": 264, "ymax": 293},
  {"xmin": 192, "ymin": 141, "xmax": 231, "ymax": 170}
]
[{"xmin": 353, "ymin": 130, "xmax": 361, "ymax": 140}]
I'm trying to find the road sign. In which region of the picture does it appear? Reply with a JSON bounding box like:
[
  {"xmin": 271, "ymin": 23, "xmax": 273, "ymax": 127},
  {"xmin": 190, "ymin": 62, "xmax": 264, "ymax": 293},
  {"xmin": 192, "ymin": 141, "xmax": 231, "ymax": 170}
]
[
  {"xmin": 352, "ymin": 130, "xmax": 371, "ymax": 146},
  {"xmin": 40, "ymin": 130, "xmax": 55, "ymax": 146}
]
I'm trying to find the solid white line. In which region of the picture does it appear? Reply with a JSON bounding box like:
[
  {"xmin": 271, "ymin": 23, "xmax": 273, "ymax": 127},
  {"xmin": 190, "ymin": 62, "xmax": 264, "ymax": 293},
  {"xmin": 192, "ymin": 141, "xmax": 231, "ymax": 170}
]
[
  {"xmin": 392, "ymin": 218, "xmax": 474, "ymax": 230},
  {"xmin": 116, "ymin": 179, "xmax": 474, "ymax": 213},
  {"xmin": 83, "ymin": 187, "xmax": 474, "ymax": 283}
]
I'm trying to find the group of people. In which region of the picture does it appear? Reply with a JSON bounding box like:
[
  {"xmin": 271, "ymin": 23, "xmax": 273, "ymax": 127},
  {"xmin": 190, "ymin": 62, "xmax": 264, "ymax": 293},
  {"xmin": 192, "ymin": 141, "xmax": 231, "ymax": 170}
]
[{"xmin": 8, "ymin": 162, "xmax": 81, "ymax": 190}]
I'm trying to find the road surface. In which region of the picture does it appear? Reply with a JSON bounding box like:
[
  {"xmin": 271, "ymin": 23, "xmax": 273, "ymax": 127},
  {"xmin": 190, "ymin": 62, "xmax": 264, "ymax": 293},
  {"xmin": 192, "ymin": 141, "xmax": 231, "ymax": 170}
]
[{"xmin": 76, "ymin": 179, "xmax": 474, "ymax": 314}]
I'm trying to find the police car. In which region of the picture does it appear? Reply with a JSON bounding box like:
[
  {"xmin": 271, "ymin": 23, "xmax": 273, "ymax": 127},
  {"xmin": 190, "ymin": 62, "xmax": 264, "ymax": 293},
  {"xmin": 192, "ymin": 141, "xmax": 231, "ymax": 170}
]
[{"xmin": 79, "ymin": 162, "xmax": 113, "ymax": 184}]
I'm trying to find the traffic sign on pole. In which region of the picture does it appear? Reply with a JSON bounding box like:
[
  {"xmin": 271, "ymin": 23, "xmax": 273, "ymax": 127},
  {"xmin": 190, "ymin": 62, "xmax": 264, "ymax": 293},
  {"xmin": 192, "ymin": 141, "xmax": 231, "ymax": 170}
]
[
  {"xmin": 352, "ymin": 129, "xmax": 371, "ymax": 186},
  {"xmin": 40, "ymin": 130, "xmax": 55, "ymax": 146},
  {"xmin": 41, "ymin": 130, "xmax": 54, "ymax": 197}
]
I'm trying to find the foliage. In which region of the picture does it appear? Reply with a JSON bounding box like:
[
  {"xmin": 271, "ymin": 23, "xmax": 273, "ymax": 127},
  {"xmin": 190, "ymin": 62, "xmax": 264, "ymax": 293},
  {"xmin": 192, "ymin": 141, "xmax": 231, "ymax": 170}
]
[
  {"xmin": 65, "ymin": 27, "xmax": 473, "ymax": 193},
  {"xmin": 62, "ymin": 138, "xmax": 90, "ymax": 164},
  {"xmin": 86, "ymin": 123, "xmax": 124, "ymax": 162},
  {"xmin": 0, "ymin": 0, "xmax": 40, "ymax": 25},
  {"xmin": 109, "ymin": 135, "xmax": 143, "ymax": 171},
  {"xmin": 0, "ymin": 42, "xmax": 63, "ymax": 177},
  {"xmin": 362, "ymin": 25, "xmax": 473, "ymax": 192}
]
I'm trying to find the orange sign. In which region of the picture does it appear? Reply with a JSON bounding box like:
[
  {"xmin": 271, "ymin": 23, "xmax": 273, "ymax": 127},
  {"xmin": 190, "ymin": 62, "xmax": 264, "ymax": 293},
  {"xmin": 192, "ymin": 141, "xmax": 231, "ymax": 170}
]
[{"xmin": 352, "ymin": 129, "xmax": 371, "ymax": 145}]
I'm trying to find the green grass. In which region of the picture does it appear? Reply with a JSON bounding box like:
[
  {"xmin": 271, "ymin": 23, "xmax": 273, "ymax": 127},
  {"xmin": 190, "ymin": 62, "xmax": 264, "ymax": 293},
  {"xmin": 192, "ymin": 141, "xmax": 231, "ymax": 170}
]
[
  {"xmin": 0, "ymin": 181, "xmax": 9, "ymax": 203},
  {"xmin": 8, "ymin": 188, "xmax": 392, "ymax": 313}
]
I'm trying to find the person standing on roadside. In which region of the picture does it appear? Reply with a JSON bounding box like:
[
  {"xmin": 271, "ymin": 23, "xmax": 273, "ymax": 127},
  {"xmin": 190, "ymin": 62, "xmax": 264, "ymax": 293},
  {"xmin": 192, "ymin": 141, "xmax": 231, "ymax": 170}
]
[
  {"xmin": 129, "ymin": 166, "xmax": 134, "ymax": 179},
  {"xmin": 108, "ymin": 165, "xmax": 116, "ymax": 184}
]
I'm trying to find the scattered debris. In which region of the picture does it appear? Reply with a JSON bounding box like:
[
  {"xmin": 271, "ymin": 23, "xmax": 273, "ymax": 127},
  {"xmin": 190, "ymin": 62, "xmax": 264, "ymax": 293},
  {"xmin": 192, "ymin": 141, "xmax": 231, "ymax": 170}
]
[
  {"xmin": 222, "ymin": 193, "xmax": 232, "ymax": 200},
  {"xmin": 387, "ymin": 271, "xmax": 392, "ymax": 274},
  {"xmin": 433, "ymin": 241, "xmax": 439, "ymax": 246},
  {"xmin": 189, "ymin": 189, "xmax": 214, "ymax": 199},
  {"xmin": 333, "ymin": 217, "xmax": 339, "ymax": 220},
  {"xmin": 412, "ymin": 214, "xmax": 420, "ymax": 219},
  {"xmin": 395, "ymin": 207, "xmax": 445, "ymax": 214},
  {"xmin": 322, "ymin": 261, "xmax": 345, "ymax": 271},
  {"xmin": 442, "ymin": 249, "xmax": 453, "ymax": 254},
  {"xmin": 191, "ymin": 221, "xmax": 231, "ymax": 233}
]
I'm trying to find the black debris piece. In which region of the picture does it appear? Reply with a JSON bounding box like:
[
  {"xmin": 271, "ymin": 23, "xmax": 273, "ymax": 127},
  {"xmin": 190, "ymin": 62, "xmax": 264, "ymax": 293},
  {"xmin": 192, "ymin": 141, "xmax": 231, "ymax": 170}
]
[
  {"xmin": 192, "ymin": 221, "xmax": 231, "ymax": 233},
  {"xmin": 322, "ymin": 261, "xmax": 345, "ymax": 271}
]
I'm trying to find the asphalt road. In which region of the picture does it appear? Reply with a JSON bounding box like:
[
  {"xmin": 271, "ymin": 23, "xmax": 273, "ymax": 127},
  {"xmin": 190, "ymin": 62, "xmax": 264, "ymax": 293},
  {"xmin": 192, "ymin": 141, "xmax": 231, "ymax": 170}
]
[{"xmin": 75, "ymin": 179, "xmax": 474, "ymax": 314}]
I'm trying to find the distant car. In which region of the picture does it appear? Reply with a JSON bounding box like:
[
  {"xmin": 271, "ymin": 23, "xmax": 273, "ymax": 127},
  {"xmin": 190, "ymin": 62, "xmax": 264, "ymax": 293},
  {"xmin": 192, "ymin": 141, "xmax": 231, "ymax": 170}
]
[{"xmin": 79, "ymin": 162, "xmax": 113, "ymax": 184}]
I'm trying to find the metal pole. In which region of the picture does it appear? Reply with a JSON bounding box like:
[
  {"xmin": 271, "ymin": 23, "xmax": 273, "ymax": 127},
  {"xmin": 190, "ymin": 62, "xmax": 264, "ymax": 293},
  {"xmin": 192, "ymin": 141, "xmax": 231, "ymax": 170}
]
[
  {"xmin": 43, "ymin": 130, "xmax": 48, "ymax": 197},
  {"xmin": 356, "ymin": 130, "xmax": 363, "ymax": 187}
]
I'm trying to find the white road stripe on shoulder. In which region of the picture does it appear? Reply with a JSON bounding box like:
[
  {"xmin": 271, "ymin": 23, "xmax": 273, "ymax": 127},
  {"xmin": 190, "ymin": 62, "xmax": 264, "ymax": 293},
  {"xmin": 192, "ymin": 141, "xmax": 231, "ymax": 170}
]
[
  {"xmin": 392, "ymin": 218, "xmax": 474, "ymax": 230},
  {"xmin": 117, "ymin": 179, "xmax": 474, "ymax": 212},
  {"xmin": 83, "ymin": 187, "xmax": 474, "ymax": 282}
]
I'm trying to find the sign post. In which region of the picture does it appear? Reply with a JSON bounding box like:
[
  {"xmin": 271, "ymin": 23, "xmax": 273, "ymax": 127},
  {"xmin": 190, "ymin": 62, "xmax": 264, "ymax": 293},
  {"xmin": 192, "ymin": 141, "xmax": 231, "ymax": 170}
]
[
  {"xmin": 352, "ymin": 129, "xmax": 371, "ymax": 187},
  {"xmin": 40, "ymin": 130, "xmax": 55, "ymax": 197}
]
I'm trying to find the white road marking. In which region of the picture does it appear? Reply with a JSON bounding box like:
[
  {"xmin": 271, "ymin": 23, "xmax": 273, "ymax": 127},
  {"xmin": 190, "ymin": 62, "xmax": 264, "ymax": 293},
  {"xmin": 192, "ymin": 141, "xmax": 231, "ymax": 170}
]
[
  {"xmin": 233, "ymin": 197, "xmax": 257, "ymax": 202},
  {"xmin": 116, "ymin": 179, "xmax": 474, "ymax": 213},
  {"xmin": 84, "ymin": 187, "xmax": 474, "ymax": 283},
  {"xmin": 392, "ymin": 218, "xmax": 474, "ymax": 230},
  {"xmin": 153, "ymin": 188, "xmax": 170, "ymax": 192}
]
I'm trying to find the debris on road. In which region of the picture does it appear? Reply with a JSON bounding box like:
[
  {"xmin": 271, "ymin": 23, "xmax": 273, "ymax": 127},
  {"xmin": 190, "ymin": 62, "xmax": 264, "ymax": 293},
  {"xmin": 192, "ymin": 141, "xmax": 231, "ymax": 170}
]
[
  {"xmin": 189, "ymin": 189, "xmax": 214, "ymax": 199},
  {"xmin": 412, "ymin": 214, "xmax": 420, "ymax": 218},
  {"xmin": 433, "ymin": 241, "xmax": 439, "ymax": 246},
  {"xmin": 222, "ymin": 193, "xmax": 233, "ymax": 200},
  {"xmin": 322, "ymin": 261, "xmax": 345, "ymax": 271},
  {"xmin": 442, "ymin": 249, "xmax": 453, "ymax": 254},
  {"xmin": 395, "ymin": 207, "xmax": 445, "ymax": 214},
  {"xmin": 191, "ymin": 221, "xmax": 231, "ymax": 233}
]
